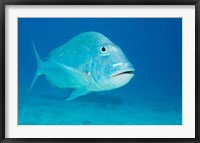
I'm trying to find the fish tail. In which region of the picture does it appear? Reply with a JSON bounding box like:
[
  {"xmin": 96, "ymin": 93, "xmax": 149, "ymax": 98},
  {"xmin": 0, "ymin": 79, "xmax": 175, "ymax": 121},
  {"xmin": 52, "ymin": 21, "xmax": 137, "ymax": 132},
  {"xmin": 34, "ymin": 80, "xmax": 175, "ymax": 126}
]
[{"xmin": 27, "ymin": 41, "xmax": 44, "ymax": 94}]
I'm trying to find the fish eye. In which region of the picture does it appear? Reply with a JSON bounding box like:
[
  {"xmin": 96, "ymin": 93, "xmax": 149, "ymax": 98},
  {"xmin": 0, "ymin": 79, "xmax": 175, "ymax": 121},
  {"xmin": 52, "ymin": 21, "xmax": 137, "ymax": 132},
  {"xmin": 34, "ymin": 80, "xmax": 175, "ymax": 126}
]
[{"xmin": 101, "ymin": 46, "xmax": 106, "ymax": 53}]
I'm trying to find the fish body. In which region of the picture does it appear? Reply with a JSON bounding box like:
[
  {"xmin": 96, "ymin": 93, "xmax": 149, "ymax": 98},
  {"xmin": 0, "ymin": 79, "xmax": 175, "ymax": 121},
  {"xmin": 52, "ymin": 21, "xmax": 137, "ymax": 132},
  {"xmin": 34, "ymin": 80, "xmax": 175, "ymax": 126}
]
[{"xmin": 29, "ymin": 32, "xmax": 134, "ymax": 101}]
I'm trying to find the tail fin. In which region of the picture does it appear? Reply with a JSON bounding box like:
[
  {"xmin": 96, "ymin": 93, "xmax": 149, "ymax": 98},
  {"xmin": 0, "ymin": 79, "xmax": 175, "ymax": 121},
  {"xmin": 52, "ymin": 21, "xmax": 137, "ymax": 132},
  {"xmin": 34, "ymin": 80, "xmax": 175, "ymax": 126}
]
[{"xmin": 28, "ymin": 41, "xmax": 43, "ymax": 94}]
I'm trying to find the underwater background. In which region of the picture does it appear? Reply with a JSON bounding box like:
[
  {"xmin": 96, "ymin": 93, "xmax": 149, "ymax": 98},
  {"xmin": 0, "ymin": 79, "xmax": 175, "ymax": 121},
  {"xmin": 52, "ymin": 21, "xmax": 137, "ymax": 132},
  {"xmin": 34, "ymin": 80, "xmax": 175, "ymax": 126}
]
[{"xmin": 18, "ymin": 18, "xmax": 182, "ymax": 125}]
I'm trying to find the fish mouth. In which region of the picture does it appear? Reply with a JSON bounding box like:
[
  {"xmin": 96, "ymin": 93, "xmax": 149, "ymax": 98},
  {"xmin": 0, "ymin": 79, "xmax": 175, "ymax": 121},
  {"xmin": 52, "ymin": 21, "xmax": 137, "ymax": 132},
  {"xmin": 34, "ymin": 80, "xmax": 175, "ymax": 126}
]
[{"xmin": 111, "ymin": 70, "xmax": 134, "ymax": 78}]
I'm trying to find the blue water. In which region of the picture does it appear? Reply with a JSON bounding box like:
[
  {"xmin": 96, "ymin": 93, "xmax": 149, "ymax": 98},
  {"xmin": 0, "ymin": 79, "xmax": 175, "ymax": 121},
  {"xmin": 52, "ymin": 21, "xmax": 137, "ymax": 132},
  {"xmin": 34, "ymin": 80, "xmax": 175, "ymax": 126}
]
[{"xmin": 18, "ymin": 18, "xmax": 182, "ymax": 125}]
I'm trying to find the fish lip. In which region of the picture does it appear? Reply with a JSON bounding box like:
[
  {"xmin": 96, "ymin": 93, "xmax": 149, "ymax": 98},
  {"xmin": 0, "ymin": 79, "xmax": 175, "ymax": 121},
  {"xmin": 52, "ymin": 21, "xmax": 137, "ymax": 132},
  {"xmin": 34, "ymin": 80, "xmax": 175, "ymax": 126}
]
[{"xmin": 111, "ymin": 70, "xmax": 134, "ymax": 78}]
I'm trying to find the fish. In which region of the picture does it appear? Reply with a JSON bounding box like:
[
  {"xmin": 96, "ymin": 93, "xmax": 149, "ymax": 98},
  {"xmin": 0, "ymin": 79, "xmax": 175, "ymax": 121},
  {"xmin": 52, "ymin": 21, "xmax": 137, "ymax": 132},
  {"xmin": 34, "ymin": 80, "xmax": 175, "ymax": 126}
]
[{"xmin": 28, "ymin": 32, "xmax": 134, "ymax": 101}]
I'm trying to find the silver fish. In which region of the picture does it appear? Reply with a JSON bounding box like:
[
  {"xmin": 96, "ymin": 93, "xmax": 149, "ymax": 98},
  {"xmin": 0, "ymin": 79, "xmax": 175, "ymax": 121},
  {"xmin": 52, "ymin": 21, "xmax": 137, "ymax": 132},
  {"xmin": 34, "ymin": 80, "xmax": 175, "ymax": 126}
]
[{"xmin": 29, "ymin": 32, "xmax": 134, "ymax": 101}]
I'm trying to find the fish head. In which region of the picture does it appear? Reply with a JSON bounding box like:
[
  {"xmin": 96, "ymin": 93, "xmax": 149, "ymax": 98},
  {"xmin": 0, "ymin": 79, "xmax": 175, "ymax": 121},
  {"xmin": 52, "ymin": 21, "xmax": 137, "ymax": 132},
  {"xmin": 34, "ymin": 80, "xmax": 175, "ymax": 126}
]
[{"xmin": 91, "ymin": 42, "xmax": 134, "ymax": 90}]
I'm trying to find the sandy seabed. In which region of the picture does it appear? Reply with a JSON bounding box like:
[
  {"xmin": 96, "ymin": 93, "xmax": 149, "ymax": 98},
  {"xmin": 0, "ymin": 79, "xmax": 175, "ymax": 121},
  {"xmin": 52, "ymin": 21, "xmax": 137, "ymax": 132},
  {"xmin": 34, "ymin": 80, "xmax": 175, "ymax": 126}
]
[{"xmin": 18, "ymin": 91, "xmax": 182, "ymax": 125}]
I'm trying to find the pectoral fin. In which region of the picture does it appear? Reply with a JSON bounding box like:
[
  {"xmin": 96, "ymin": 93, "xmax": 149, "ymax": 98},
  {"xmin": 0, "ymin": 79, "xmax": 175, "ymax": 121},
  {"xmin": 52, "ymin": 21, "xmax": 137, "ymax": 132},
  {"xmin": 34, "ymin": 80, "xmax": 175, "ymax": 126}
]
[
  {"xmin": 45, "ymin": 59, "xmax": 89, "ymax": 88},
  {"xmin": 65, "ymin": 88, "xmax": 91, "ymax": 101}
]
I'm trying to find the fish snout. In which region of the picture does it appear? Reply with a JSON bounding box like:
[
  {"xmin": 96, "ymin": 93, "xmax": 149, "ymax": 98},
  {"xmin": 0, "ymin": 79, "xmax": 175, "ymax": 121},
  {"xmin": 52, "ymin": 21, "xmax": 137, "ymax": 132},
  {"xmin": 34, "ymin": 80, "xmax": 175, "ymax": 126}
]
[
  {"xmin": 111, "ymin": 62, "xmax": 134, "ymax": 78},
  {"xmin": 108, "ymin": 62, "xmax": 134, "ymax": 89}
]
